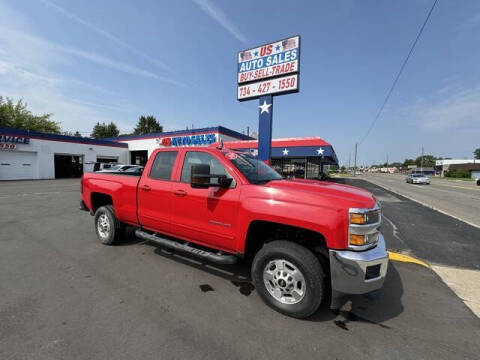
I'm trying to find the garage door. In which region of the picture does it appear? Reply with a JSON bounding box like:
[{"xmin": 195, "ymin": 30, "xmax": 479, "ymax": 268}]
[{"xmin": 0, "ymin": 151, "xmax": 37, "ymax": 180}]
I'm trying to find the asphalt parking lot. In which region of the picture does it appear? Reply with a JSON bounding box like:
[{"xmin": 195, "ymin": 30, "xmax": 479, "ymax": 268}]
[{"xmin": 1, "ymin": 179, "xmax": 480, "ymax": 360}]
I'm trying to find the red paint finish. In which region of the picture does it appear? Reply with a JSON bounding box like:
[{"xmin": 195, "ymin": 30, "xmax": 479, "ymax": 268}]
[{"xmin": 81, "ymin": 147, "xmax": 377, "ymax": 253}]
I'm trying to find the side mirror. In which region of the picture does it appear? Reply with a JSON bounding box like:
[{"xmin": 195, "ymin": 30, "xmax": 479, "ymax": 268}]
[
  {"xmin": 217, "ymin": 175, "xmax": 233, "ymax": 188},
  {"xmin": 191, "ymin": 164, "xmax": 211, "ymax": 188},
  {"xmin": 191, "ymin": 164, "xmax": 233, "ymax": 189}
]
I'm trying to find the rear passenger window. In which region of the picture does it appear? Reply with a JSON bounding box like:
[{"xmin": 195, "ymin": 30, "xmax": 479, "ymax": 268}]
[{"xmin": 149, "ymin": 151, "xmax": 178, "ymax": 180}]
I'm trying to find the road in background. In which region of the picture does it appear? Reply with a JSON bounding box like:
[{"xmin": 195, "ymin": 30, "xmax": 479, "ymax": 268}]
[
  {"xmin": 342, "ymin": 178, "xmax": 480, "ymax": 317},
  {"xmin": 0, "ymin": 179, "xmax": 479, "ymax": 359},
  {"xmin": 360, "ymin": 173, "xmax": 480, "ymax": 228}
]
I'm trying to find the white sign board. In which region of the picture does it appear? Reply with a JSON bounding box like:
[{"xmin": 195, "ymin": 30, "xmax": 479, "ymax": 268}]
[
  {"xmin": 237, "ymin": 35, "xmax": 300, "ymax": 101},
  {"xmin": 237, "ymin": 74, "xmax": 298, "ymax": 101}
]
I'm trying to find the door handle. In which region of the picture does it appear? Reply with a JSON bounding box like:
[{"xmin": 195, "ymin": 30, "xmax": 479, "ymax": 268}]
[
  {"xmin": 141, "ymin": 185, "xmax": 151, "ymax": 191},
  {"xmin": 174, "ymin": 189, "xmax": 187, "ymax": 197}
]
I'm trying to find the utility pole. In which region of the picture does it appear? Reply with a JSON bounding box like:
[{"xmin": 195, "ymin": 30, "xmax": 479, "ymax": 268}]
[
  {"xmin": 386, "ymin": 154, "xmax": 389, "ymax": 167},
  {"xmin": 348, "ymin": 152, "xmax": 351, "ymax": 172},
  {"xmin": 420, "ymin": 146, "xmax": 424, "ymax": 172},
  {"xmin": 246, "ymin": 126, "xmax": 250, "ymax": 137},
  {"xmin": 353, "ymin": 143, "xmax": 358, "ymax": 177}
]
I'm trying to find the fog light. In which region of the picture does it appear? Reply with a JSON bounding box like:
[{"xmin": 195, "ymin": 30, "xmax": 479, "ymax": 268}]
[{"xmin": 349, "ymin": 234, "xmax": 365, "ymax": 246}]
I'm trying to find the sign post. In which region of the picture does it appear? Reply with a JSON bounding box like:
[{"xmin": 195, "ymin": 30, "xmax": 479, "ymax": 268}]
[
  {"xmin": 237, "ymin": 35, "xmax": 300, "ymax": 162},
  {"xmin": 258, "ymin": 95, "xmax": 273, "ymax": 163}
]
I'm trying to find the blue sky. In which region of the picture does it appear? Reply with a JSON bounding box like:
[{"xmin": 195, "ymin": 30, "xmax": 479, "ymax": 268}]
[{"xmin": 1, "ymin": 0, "xmax": 479, "ymax": 165}]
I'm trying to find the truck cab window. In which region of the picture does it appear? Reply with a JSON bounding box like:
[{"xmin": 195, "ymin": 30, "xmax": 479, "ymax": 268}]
[
  {"xmin": 181, "ymin": 152, "xmax": 235, "ymax": 186},
  {"xmin": 149, "ymin": 151, "xmax": 178, "ymax": 180}
]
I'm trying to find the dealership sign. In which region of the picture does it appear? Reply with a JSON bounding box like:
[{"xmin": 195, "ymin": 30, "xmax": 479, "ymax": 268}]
[
  {"xmin": 156, "ymin": 133, "xmax": 216, "ymax": 147},
  {"xmin": 238, "ymin": 74, "xmax": 298, "ymax": 100},
  {"xmin": 0, "ymin": 135, "xmax": 30, "ymax": 150},
  {"xmin": 237, "ymin": 35, "xmax": 301, "ymax": 162},
  {"xmin": 237, "ymin": 35, "xmax": 300, "ymax": 101}
]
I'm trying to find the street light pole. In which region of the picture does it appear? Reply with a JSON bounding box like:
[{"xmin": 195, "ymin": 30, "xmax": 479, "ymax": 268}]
[
  {"xmin": 420, "ymin": 146, "xmax": 424, "ymax": 172},
  {"xmin": 353, "ymin": 143, "xmax": 358, "ymax": 177}
]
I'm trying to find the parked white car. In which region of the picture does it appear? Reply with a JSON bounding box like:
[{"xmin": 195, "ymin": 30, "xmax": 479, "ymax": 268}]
[
  {"xmin": 100, "ymin": 164, "xmax": 144, "ymax": 175},
  {"xmin": 406, "ymin": 174, "xmax": 430, "ymax": 184}
]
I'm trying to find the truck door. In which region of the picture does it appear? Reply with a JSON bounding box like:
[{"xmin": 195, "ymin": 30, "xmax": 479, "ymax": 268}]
[
  {"xmin": 137, "ymin": 151, "xmax": 178, "ymax": 233},
  {"xmin": 171, "ymin": 151, "xmax": 240, "ymax": 251}
]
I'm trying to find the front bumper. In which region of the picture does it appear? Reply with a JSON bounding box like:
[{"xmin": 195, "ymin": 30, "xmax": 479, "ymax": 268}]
[{"xmin": 329, "ymin": 233, "xmax": 388, "ymax": 295}]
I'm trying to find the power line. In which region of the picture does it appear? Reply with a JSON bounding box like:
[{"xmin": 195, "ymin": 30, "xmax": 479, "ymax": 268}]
[{"xmin": 359, "ymin": 0, "xmax": 439, "ymax": 144}]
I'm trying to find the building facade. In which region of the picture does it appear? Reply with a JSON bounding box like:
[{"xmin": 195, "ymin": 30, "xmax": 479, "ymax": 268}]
[
  {"xmin": 435, "ymin": 159, "xmax": 479, "ymax": 178},
  {"xmin": 1, "ymin": 126, "xmax": 338, "ymax": 181},
  {"xmin": 0, "ymin": 128, "xmax": 128, "ymax": 180}
]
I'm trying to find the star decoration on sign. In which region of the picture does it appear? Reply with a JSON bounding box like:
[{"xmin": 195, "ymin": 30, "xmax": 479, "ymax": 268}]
[
  {"xmin": 253, "ymin": 50, "xmax": 259, "ymax": 57},
  {"xmin": 275, "ymin": 44, "xmax": 281, "ymax": 52},
  {"xmin": 259, "ymin": 100, "xmax": 272, "ymax": 114},
  {"xmin": 282, "ymin": 148, "xmax": 289, "ymax": 156},
  {"xmin": 316, "ymin": 148, "xmax": 325, "ymax": 155}
]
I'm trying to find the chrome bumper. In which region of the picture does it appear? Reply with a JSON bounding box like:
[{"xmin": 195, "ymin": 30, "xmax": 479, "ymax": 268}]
[{"xmin": 329, "ymin": 233, "xmax": 388, "ymax": 295}]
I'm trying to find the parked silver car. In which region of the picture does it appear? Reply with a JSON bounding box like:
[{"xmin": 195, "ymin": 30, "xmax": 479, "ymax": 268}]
[{"xmin": 406, "ymin": 174, "xmax": 430, "ymax": 184}]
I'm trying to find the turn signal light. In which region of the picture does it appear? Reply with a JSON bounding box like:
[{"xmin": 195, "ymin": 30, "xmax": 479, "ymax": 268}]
[
  {"xmin": 349, "ymin": 213, "xmax": 365, "ymax": 225},
  {"xmin": 349, "ymin": 234, "xmax": 365, "ymax": 246}
]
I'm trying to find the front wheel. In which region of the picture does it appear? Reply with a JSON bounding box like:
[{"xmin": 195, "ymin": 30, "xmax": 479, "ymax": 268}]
[
  {"xmin": 252, "ymin": 241, "xmax": 325, "ymax": 318},
  {"xmin": 94, "ymin": 205, "xmax": 123, "ymax": 245}
]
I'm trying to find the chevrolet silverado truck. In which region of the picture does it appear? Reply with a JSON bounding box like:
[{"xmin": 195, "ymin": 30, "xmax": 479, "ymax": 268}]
[{"xmin": 80, "ymin": 146, "xmax": 388, "ymax": 318}]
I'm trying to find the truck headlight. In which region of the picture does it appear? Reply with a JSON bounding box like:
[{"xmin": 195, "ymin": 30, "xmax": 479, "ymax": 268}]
[{"xmin": 348, "ymin": 205, "xmax": 381, "ymax": 250}]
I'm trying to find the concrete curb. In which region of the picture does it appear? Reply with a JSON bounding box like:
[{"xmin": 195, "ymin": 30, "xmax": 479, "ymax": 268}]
[
  {"xmin": 388, "ymin": 251, "xmax": 429, "ymax": 267},
  {"xmin": 360, "ymin": 177, "xmax": 480, "ymax": 230}
]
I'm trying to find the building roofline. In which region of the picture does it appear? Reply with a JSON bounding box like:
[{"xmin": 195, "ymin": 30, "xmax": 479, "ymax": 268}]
[
  {"xmin": 108, "ymin": 126, "xmax": 253, "ymax": 142},
  {"xmin": 224, "ymin": 136, "xmax": 331, "ymax": 148},
  {"xmin": 0, "ymin": 127, "xmax": 128, "ymax": 148}
]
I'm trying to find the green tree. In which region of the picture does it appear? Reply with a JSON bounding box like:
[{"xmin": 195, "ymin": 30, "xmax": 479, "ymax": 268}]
[
  {"xmin": 0, "ymin": 96, "xmax": 60, "ymax": 133},
  {"xmin": 403, "ymin": 158, "xmax": 416, "ymax": 167},
  {"xmin": 90, "ymin": 122, "xmax": 120, "ymax": 139},
  {"xmin": 474, "ymin": 148, "xmax": 480, "ymax": 159},
  {"xmin": 62, "ymin": 130, "xmax": 82, "ymax": 137},
  {"xmin": 133, "ymin": 115, "xmax": 163, "ymax": 135},
  {"xmin": 415, "ymin": 155, "xmax": 436, "ymax": 168}
]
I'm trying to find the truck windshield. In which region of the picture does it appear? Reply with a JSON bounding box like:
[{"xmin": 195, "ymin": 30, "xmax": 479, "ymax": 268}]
[{"xmin": 225, "ymin": 152, "xmax": 283, "ymax": 184}]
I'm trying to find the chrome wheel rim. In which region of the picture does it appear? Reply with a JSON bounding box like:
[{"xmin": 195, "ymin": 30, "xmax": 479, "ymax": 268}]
[
  {"xmin": 97, "ymin": 214, "xmax": 111, "ymax": 239},
  {"xmin": 263, "ymin": 259, "xmax": 306, "ymax": 304}
]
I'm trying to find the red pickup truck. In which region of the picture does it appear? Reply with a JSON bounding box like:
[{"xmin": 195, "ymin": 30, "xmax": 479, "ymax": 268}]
[{"xmin": 80, "ymin": 145, "xmax": 388, "ymax": 318}]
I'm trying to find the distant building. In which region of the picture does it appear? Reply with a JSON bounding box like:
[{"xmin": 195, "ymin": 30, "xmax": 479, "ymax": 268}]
[{"xmin": 435, "ymin": 159, "xmax": 479, "ymax": 177}]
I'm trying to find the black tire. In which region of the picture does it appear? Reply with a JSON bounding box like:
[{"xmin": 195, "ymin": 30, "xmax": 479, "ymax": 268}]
[
  {"xmin": 94, "ymin": 205, "xmax": 123, "ymax": 245},
  {"xmin": 251, "ymin": 241, "xmax": 325, "ymax": 319}
]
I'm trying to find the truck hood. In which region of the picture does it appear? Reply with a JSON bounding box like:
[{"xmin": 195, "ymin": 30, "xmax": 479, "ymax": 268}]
[{"xmin": 265, "ymin": 179, "xmax": 377, "ymax": 209}]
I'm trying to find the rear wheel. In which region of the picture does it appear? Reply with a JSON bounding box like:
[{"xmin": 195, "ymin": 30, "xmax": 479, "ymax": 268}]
[
  {"xmin": 94, "ymin": 205, "xmax": 123, "ymax": 245},
  {"xmin": 252, "ymin": 241, "xmax": 325, "ymax": 318}
]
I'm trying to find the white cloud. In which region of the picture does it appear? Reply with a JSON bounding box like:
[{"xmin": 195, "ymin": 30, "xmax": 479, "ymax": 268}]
[
  {"xmin": 0, "ymin": 2, "xmax": 140, "ymax": 133},
  {"xmin": 0, "ymin": 27, "xmax": 160, "ymax": 81},
  {"xmin": 193, "ymin": 0, "xmax": 249, "ymax": 44},
  {"xmin": 39, "ymin": 0, "xmax": 172, "ymax": 72},
  {"xmin": 413, "ymin": 86, "xmax": 480, "ymax": 131}
]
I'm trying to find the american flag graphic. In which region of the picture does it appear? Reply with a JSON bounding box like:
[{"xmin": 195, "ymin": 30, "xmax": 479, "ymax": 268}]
[
  {"xmin": 282, "ymin": 38, "xmax": 297, "ymax": 50},
  {"xmin": 240, "ymin": 51, "xmax": 252, "ymax": 61}
]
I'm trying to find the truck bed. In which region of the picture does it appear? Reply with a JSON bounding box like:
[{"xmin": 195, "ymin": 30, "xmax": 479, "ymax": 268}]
[{"xmin": 82, "ymin": 172, "xmax": 141, "ymax": 226}]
